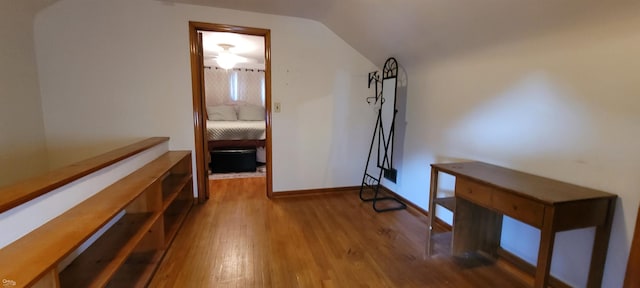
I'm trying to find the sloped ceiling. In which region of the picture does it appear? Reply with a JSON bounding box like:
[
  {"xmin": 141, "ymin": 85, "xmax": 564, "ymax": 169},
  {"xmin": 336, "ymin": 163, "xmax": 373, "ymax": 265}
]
[
  {"xmin": 6, "ymin": 0, "xmax": 59, "ymax": 18},
  {"xmin": 169, "ymin": 0, "xmax": 640, "ymax": 67}
]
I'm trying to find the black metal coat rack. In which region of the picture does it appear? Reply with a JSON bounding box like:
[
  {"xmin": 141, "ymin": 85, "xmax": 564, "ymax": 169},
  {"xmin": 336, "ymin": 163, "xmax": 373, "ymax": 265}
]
[{"xmin": 359, "ymin": 57, "xmax": 406, "ymax": 213}]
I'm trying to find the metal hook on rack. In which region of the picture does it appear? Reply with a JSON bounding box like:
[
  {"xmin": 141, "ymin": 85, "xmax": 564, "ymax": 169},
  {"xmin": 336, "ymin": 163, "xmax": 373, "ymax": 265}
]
[
  {"xmin": 366, "ymin": 71, "xmax": 383, "ymax": 105},
  {"xmin": 368, "ymin": 71, "xmax": 379, "ymax": 88}
]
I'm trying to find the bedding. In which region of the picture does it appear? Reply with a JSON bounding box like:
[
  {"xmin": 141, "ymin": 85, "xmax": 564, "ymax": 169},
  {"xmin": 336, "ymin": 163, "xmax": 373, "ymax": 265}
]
[
  {"xmin": 237, "ymin": 105, "xmax": 265, "ymax": 121},
  {"xmin": 207, "ymin": 105, "xmax": 237, "ymax": 121},
  {"xmin": 206, "ymin": 120, "xmax": 266, "ymax": 141}
]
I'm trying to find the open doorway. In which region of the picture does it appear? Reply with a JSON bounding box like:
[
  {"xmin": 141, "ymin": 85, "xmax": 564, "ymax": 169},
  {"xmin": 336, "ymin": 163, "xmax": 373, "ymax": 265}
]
[{"xmin": 189, "ymin": 22, "xmax": 272, "ymax": 202}]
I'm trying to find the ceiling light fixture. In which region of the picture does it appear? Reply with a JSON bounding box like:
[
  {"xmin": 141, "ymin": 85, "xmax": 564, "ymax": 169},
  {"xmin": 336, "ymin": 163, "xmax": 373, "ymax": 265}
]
[{"xmin": 216, "ymin": 44, "xmax": 238, "ymax": 69}]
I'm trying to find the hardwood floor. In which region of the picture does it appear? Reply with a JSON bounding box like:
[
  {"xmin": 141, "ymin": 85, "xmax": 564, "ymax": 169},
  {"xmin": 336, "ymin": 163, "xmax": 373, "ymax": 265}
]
[{"xmin": 149, "ymin": 177, "xmax": 527, "ymax": 287}]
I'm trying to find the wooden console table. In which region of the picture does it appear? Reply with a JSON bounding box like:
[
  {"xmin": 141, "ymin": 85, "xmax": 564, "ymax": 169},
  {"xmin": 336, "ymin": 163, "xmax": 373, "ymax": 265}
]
[{"xmin": 426, "ymin": 161, "xmax": 616, "ymax": 288}]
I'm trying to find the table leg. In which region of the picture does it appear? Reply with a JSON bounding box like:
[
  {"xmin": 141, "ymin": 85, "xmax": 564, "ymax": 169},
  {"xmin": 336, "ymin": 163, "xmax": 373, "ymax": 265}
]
[
  {"xmin": 586, "ymin": 198, "xmax": 616, "ymax": 288},
  {"xmin": 426, "ymin": 168, "xmax": 439, "ymax": 257},
  {"xmin": 535, "ymin": 208, "xmax": 556, "ymax": 288}
]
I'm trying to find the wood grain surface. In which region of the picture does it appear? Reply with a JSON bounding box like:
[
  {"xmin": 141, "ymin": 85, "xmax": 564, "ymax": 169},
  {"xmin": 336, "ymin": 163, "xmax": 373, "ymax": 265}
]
[{"xmin": 149, "ymin": 178, "xmax": 528, "ymax": 287}]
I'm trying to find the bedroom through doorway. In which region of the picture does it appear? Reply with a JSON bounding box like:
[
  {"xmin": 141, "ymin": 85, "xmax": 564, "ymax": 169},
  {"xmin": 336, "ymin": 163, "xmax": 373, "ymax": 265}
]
[{"xmin": 189, "ymin": 22, "xmax": 272, "ymax": 201}]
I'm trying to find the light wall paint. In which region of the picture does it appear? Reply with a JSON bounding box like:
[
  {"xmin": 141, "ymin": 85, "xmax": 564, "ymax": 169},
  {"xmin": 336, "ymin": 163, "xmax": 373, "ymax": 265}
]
[
  {"xmin": 0, "ymin": 1, "xmax": 49, "ymax": 186},
  {"xmin": 28, "ymin": 0, "xmax": 637, "ymax": 286},
  {"xmin": 385, "ymin": 13, "xmax": 640, "ymax": 288},
  {"xmin": 35, "ymin": 0, "xmax": 377, "ymax": 193}
]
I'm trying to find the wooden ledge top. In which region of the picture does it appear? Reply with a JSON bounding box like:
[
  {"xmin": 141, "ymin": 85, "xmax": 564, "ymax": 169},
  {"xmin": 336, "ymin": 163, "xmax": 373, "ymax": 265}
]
[{"xmin": 0, "ymin": 137, "xmax": 169, "ymax": 213}]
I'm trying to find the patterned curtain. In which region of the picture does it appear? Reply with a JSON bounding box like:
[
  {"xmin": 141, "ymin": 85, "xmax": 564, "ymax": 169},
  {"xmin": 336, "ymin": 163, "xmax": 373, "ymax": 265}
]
[
  {"xmin": 204, "ymin": 68, "xmax": 231, "ymax": 106},
  {"xmin": 204, "ymin": 68, "xmax": 265, "ymax": 107},
  {"xmin": 235, "ymin": 69, "xmax": 265, "ymax": 106}
]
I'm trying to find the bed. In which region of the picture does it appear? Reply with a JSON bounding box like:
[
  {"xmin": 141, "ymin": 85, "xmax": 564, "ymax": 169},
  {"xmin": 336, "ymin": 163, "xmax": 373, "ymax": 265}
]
[
  {"xmin": 205, "ymin": 104, "xmax": 266, "ymax": 151},
  {"xmin": 206, "ymin": 120, "xmax": 266, "ymax": 150}
]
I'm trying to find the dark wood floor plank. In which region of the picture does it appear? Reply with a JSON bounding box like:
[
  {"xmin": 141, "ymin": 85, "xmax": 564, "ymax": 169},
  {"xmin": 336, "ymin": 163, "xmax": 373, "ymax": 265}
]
[{"xmin": 149, "ymin": 177, "xmax": 527, "ymax": 287}]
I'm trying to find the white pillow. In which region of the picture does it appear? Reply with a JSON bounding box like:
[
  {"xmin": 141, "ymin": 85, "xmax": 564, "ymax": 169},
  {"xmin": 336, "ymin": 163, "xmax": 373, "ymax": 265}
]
[
  {"xmin": 207, "ymin": 105, "xmax": 237, "ymax": 121},
  {"xmin": 237, "ymin": 105, "xmax": 265, "ymax": 121}
]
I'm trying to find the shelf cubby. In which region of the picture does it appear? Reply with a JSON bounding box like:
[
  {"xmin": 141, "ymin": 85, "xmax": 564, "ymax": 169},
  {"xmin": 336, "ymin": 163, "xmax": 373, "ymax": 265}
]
[
  {"xmin": 58, "ymin": 212, "xmax": 158, "ymax": 287},
  {"xmin": 1, "ymin": 150, "xmax": 194, "ymax": 288}
]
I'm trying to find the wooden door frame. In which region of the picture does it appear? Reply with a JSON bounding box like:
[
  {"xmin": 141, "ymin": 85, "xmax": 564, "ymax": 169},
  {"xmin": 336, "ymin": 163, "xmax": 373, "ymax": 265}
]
[{"xmin": 188, "ymin": 21, "xmax": 273, "ymax": 202}]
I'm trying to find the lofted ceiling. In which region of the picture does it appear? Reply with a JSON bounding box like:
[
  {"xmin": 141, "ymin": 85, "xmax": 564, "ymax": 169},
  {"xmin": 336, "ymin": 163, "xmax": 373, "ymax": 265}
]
[{"xmin": 167, "ymin": 0, "xmax": 640, "ymax": 67}]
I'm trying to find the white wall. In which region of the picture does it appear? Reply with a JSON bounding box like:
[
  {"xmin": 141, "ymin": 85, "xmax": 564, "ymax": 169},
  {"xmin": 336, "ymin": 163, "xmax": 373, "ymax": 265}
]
[
  {"xmin": 23, "ymin": 0, "xmax": 640, "ymax": 285},
  {"xmin": 35, "ymin": 0, "xmax": 376, "ymax": 192},
  {"xmin": 0, "ymin": 1, "xmax": 49, "ymax": 186},
  {"xmin": 388, "ymin": 13, "xmax": 640, "ymax": 288}
]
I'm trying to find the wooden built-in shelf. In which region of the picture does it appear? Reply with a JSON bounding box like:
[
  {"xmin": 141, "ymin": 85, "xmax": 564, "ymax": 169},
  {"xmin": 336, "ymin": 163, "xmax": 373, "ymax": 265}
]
[
  {"xmin": 107, "ymin": 250, "xmax": 164, "ymax": 288},
  {"xmin": 164, "ymin": 198, "xmax": 192, "ymax": 245},
  {"xmin": 162, "ymin": 175, "xmax": 192, "ymax": 207},
  {"xmin": 0, "ymin": 148, "xmax": 193, "ymax": 288},
  {"xmin": 58, "ymin": 213, "xmax": 159, "ymax": 287}
]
